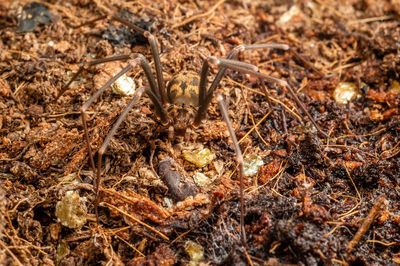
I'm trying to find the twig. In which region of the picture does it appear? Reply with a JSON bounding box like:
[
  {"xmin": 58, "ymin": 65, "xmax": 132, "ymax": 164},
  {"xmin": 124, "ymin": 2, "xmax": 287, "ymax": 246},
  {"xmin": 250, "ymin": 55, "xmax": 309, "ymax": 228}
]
[
  {"xmin": 43, "ymin": 111, "xmax": 95, "ymax": 118},
  {"xmin": 314, "ymin": 0, "xmax": 343, "ymax": 18},
  {"xmin": 241, "ymin": 85, "xmax": 271, "ymax": 148},
  {"xmin": 332, "ymin": 258, "xmax": 347, "ymax": 265},
  {"xmin": 115, "ymin": 235, "xmax": 145, "ymax": 257},
  {"xmin": 238, "ymin": 111, "xmax": 271, "ymax": 144},
  {"xmin": 380, "ymin": 139, "xmax": 400, "ymax": 159},
  {"xmin": 335, "ymin": 127, "xmax": 386, "ymax": 139},
  {"xmin": 346, "ymin": 195, "xmax": 387, "ymax": 255},
  {"xmin": 102, "ymin": 202, "xmax": 169, "ymax": 241},
  {"xmin": 349, "ymin": 15, "xmax": 394, "ymax": 25},
  {"xmin": 0, "ymin": 239, "xmax": 24, "ymax": 266},
  {"xmin": 172, "ymin": 0, "xmax": 225, "ymax": 28},
  {"xmin": 243, "ymin": 248, "xmax": 254, "ymax": 266},
  {"xmin": 338, "ymin": 164, "xmax": 361, "ymax": 218},
  {"xmin": 365, "ymin": 240, "xmax": 398, "ymax": 246},
  {"xmin": 325, "ymin": 144, "xmax": 377, "ymax": 159},
  {"xmin": 7, "ymin": 50, "xmax": 39, "ymax": 61}
]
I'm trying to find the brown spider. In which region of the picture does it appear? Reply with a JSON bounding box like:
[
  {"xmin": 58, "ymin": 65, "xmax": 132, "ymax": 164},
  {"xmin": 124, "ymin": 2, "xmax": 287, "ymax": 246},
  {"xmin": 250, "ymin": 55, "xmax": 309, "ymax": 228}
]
[{"xmin": 57, "ymin": 14, "xmax": 326, "ymax": 245}]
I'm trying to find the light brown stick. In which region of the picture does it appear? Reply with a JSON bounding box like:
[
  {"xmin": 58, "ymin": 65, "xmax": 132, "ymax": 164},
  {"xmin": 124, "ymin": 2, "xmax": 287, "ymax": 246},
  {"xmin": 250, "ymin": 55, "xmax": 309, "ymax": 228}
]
[{"xmin": 346, "ymin": 195, "xmax": 387, "ymax": 255}]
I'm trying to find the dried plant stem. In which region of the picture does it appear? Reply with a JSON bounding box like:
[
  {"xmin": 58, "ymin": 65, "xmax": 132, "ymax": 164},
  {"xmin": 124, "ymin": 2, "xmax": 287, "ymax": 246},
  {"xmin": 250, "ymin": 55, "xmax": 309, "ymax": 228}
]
[
  {"xmin": 102, "ymin": 202, "xmax": 169, "ymax": 241},
  {"xmin": 172, "ymin": 0, "xmax": 226, "ymax": 28},
  {"xmin": 0, "ymin": 239, "xmax": 24, "ymax": 266},
  {"xmin": 346, "ymin": 195, "xmax": 387, "ymax": 255}
]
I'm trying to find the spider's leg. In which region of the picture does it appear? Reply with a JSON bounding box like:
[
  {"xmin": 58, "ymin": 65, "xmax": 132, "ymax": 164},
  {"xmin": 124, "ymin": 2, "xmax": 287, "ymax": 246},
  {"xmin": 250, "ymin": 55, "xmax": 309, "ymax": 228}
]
[
  {"xmin": 143, "ymin": 31, "xmax": 167, "ymax": 104},
  {"xmin": 207, "ymin": 43, "xmax": 289, "ymax": 98},
  {"xmin": 61, "ymin": 14, "xmax": 167, "ymax": 104},
  {"xmin": 197, "ymin": 60, "xmax": 210, "ymax": 117},
  {"xmin": 209, "ymin": 57, "xmax": 328, "ymax": 137},
  {"xmin": 145, "ymin": 88, "xmax": 169, "ymax": 125},
  {"xmin": 127, "ymin": 53, "xmax": 169, "ymax": 124},
  {"xmin": 131, "ymin": 54, "xmax": 161, "ymax": 105},
  {"xmin": 216, "ymin": 93, "xmax": 246, "ymax": 246},
  {"xmin": 111, "ymin": 15, "xmax": 146, "ymax": 34},
  {"xmin": 80, "ymin": 64, "xmax": 135, "ymax": 177},
  {"xmin": 94, "ymin": 86, "xmax": 145, "ymax": 222},
  {"xmin": 195, "ymin": 59, "xmax": 258, "ymax": 126},
  {"xmin": 194, "ymin": 43, "xmax": 289, "ymax": 126},
  {"xmin": 56, "ymin": 55, "xmax": 131, "ymax": 101},
  {"xmin": 76, "ymin": 57, "xmax": 139, "ymax": 219},
  {"xmin": 76, "ymin": 53, "xmax": 168, "ymax": 174},
  {"xmin": 77, "ymin": 56, "xmax": 169, "ymax": 222},
  {"xmin": 111, "ymin": 15, "xmax": 167, "ymax": 104}
]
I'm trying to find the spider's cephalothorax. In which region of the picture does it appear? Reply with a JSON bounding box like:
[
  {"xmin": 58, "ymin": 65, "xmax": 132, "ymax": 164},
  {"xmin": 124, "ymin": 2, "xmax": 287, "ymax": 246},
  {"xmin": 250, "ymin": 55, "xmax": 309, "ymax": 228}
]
[
  {"xmin": 166, "ymin": 71, "xmax": 200, "ymax": 137},
  {"xmin": 58, "ymin": 14, "xmax": 327, "ymax": 246}
]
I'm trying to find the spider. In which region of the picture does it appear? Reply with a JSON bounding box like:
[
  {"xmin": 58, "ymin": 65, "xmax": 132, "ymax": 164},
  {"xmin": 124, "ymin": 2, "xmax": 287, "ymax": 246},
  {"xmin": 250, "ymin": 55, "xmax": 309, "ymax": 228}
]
[{"xmin": 57, "ymin": 14, "xmax": 326, "ymax": 245}]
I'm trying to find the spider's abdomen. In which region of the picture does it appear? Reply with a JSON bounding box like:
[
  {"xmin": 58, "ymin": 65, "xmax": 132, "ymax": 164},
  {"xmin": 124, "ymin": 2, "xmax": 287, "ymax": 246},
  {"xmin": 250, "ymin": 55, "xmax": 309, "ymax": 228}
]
[{"xmin": 167, "ymin": 71, "xmax": 200, "ymax": 107}]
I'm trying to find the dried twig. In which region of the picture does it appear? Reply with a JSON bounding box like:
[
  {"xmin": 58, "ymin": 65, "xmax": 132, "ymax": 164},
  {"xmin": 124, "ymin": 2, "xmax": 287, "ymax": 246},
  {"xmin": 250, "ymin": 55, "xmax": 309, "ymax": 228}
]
[
  {"xmin": 0, "ymin": 239, "xmax": 24, "ymax": 266},
  {"xmin": 346, "ymin": 195, "xmax": 387, "ymax": 255},
  {"xmin": 172, "ymin": 0, "xmax": 225, "ymax": 28},
  {"xmin": 339, "ymin": 164, "xmax": 361, "ymax": 218},
  {"xmin": 102, "ymin": 202, "xmax": 169, "ymax": 241}
]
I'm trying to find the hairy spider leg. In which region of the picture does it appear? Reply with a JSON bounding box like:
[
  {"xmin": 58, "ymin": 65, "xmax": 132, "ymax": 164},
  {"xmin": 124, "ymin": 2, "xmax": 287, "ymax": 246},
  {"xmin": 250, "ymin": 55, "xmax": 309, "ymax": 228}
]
[
  {"xmin": 195, "ymin": 44, "xmax": 327, "ymax": 137},
  {"xmin": 56, "ymin": 54, "xmax": 130, "ymax": 101},
  {"xmin": 57, "ymin": 14, "xmax": 167, "ymax": 104},
  {"xmin": 210, "ymin": 56, "xmax": 327, "ymax": 137},
  {"xmin": 194, "ymin": 43, "xmax": 289, "ymax": 127},
  {"xmin": 77, "ymin": 54, "xmax": 167, "ymax": 222},
  {"xmin": 81, "ymin": 64, "xmax": 134, "ymax": 182},
  {"xmin": 111, "ymin": 15, "xmax": 167, "ymax": 104},
  {"xmin": 215, "ymin": 92, "xmax": 246, "ymax": 245},
  {"xmin": 202, "ymin": 55, "xmax": 328, "ymax": 245},
  {"xmin": 57, "ymin": 16, "xmax": 173, "ymax": 222},
  {"xmin": 94, "ymin": 86, "xmax": 145, "ymax": 221}
]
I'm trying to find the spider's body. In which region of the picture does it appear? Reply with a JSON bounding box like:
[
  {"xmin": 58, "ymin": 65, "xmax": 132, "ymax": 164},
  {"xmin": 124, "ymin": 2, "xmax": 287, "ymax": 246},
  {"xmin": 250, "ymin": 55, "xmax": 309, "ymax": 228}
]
[
  {"xmin": 166, "ymin": 71, "xmax": 200, "ymax": 136},
  {"xmin": 167, "ymin": 71, "xmax": 200, "ymax": 107}
]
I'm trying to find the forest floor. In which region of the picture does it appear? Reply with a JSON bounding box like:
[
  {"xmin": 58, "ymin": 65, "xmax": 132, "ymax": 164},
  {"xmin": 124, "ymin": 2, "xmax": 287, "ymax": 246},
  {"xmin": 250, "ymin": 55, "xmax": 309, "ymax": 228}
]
[{"xmin": 0, "ymin": 0, "xmax": 400, "ymax": 265}]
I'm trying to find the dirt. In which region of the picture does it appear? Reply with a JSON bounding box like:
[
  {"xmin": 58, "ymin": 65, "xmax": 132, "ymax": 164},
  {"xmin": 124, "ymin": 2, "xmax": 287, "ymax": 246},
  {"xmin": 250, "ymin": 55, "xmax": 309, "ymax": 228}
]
[{"xmin": 1, "ymin": 0, "xmax": 400, "ymax": 265}]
